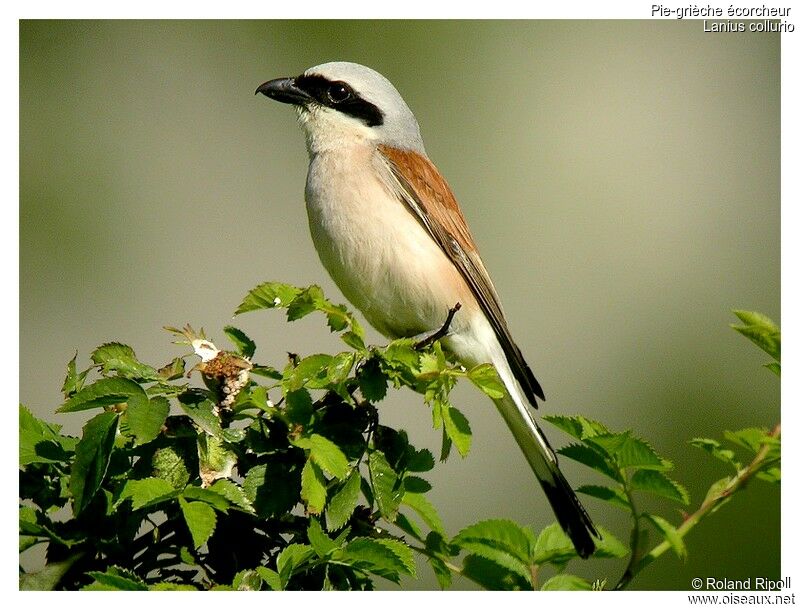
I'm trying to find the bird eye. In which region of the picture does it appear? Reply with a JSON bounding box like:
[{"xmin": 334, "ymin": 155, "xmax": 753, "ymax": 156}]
[{"xmin": 326, "ymin": 82, "xmax": 351, "ymax": 104}]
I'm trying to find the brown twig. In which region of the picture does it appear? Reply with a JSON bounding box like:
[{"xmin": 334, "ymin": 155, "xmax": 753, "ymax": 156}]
[{"xmin": 414, "ymin": 303, "xmax": 462, "ymax": 350}]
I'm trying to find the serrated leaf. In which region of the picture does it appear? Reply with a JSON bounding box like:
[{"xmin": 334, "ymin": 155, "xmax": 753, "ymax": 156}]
[
  {"xmin": 84, "ymin": 566, "xmax": 147, "ymax": 591},
  {"xmin": 326, "ymin": 470, "xmax": 361, "ymax": 531},
  {"xmin": 642, "ymin": 513, "xmax": 687, "ymax": 560},
  {"xmin": 724, "ymin": 428, "xmax": 775, "ymax": 454},
  {"xmin": 232, "ymin": 569, "xmax": 262, "ymax": 591},
  {"xmin": 301, "ymin": 459, "xmax": 327, "ymax": 514},
  {"xmin": 402, "ymin": 492, "xmax": 445, "ymax": 534},
  {"xmin": 327, "ymin": 351, "xmax": 356, "ymax": 384},
  {"xmin": 341, "ymin": 330, "xmax": 366, "ymax": 352},
  {"xmin": 157, "ymin": 357, "xmax": 185, "ymax": 380},
  {"xmin": 209, "ymin": 480, "xmax": 255, "ymax": 513},
  {"xmin": 406, "ymin": 447, "xmax": 435, "ymax": 472},
  {"xmin": 703, "ymin": 476, "xmax": 733, "ymax": 512},
  {"xmin": 223, "ymin": 325, "xmax": 256, "ymax": 359},
  {"xmin": 58, "ymin": 377, "xmax": 147, "ymax": 413},
  {"xmin": 453, "ymin": 519, "xmax": 533, "ymax": 566},
  {"xmin": 441, "ymin": 403, "xmax": 471, "ymax": 457},
  {"xmin": 177, "ymin": 394, "xmax": 222, "ymax": 438},
  {"xmin": 235, "ymin": 281, "xmax": 301, "ymax": 315},
  {"xmin": 428, "ymin": 555, "xmax": 452, "ymax": 590},
  {"xmin": 631, "ymin": 470, "xmax": 690, "ymax": 505},
  {"xmin": 276, "ymin": 543, "xmax": 315, "ymax": 586},
  {"xmin": 179, "ymin": 497, "xmax": 217, "ymax": 549},
  {"xmin": 243, "ymin": 462, "xmax": 300, "ymax": 519},
  {"xmin": 306, "ymin": 434, "xmax": 349, "ymax": 479},
  {"xmin": 731, "ymin": 310, "xmax": 780, "ymax": 360},
  {"xmin": 461, "ymin": 553, "xmax": 529, "ymax": 591},
  {"xmin": 541, "ymin": 574, "xmax": 592, "ymax": 591},
  {"xmin": 576, "ymin": 484, "xmax": 631, "ymax": 510},
  {"xmin": 593, "ymin": 526, "xmax": 628, "ymax": 559},
  {"xmin": 19, "ymin": 404, "xmax": 71, "ymax": 466},
  {"xmin": 533, "ymin": 522, "xmax": 577, "ymax": 565},
  {"xmin": 61, "ymin": 352, "xmax": 88, "ymax": 397},
  {"xmin": 588, "ymin": 432, "xmax": 670, "ymax": 471},
  {"xmin": 467, "ymin": 363, "xmax": 505, "ymax": 399},
  {"xmin": 152, "ymin": 446, "xmax": 192, "ymax": 489},
  {"xmin": 285, "ymin": 354, "xmax": 334, "ymax": 391},
  {"xmin": 197, "ymin": 433, "xmax": 236, "ymax": 487},
  {"xmin": 339, "ymin": 537, "xmax": 415, "ymax": 582},
  {"xmin": 543, "ymin": 415, "xmax": 610, "ymax": 441},
  {"xmin": 308, "ymin": 518, "xmax": 337, "ymax": 557},
  {"xmin": 357, "ymin": 357, "xmax": 388, "ymax": 402},
  {"xmin": 19, "ymin": 553, "xmax": 83, "ymax": 590},
  {"xmin": 70, "ymin": 411, "xmax": 119, "ymax": 515},
  {"xmin": 690, "ymin": 437, "xmax": 740, "ymax": 469},
  {"xmin": 90, "ymin": 342, "xmax": 160, "ymax": 380},
  {"xmin": 557, "ymin": 443, "xmax": 622, "ymax": 482},
  {"xmin": 284, "ymin": 388, "xmax": 313, "ymax": 426},
  {"xmin": 116, "ymin": 477, "xmax": 176, "ymax": 511},
  {"xmin": 183, "ymin": 486, "xmax": 231, "ymax": 512},
  {"xmin": 256, "ymin": 567, "xmax": 282, "ymax": 591},
  {"xmin": 368, "ymin": 450, "xmax": 402, "ymax": 521},
  {"xmin": 126, "ymin": 395, "xmax": 169, "ymax": 446}
]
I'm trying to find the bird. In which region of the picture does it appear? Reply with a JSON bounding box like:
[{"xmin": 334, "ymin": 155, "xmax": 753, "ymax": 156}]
[{"xmin": 256, "ymin": 62, "xmax": 598, "ymax": 558}]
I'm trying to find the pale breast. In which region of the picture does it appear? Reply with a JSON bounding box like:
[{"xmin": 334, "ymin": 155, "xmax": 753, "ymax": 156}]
[{"xmin": 304, "ymin": 147, "xmax": 471, "ymax": 338}]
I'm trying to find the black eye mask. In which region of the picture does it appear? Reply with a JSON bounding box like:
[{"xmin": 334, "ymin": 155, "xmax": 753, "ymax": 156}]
[{"xmin": 295, "ymin": 74, "xmax": 385, "ymax": 127}]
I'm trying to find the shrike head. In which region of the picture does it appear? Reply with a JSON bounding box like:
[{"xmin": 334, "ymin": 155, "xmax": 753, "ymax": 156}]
[{"xmin": 256, "ymin": 61, "xmax": 425, "ymax": 154}]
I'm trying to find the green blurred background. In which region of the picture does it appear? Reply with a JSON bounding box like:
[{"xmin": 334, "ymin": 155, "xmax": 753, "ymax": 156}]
[{"xmin": 20, "ymin": 20, "xmax": 780, "ymax": 590}]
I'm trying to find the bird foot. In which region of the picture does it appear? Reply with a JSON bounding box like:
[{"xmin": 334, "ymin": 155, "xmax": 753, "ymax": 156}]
[{"xmin": 413, "ymin": 303, "xmax": 462, "ymax": 350}]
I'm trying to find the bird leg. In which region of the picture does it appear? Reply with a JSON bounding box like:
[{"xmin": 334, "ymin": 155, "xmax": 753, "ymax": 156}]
[{"xmin": 413, "ymin": 302, "xmax": 461, "ymax": 350}]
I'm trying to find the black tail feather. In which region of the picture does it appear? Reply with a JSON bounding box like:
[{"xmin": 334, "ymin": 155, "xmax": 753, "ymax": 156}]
[{"xmin": 538, "ymin": 466, "xmax": 599, "ymax": 559}]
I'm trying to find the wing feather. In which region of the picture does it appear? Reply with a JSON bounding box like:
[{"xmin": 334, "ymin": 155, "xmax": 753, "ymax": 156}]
[{"xmin": 377, "ymin": 145, "xmax": 545, "ymax": 405}]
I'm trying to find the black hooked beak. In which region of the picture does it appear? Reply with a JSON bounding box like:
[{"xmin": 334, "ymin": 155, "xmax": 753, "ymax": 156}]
[{"xmin": 255, "ymin": 77, "xmax": 311, "ymax": 105}]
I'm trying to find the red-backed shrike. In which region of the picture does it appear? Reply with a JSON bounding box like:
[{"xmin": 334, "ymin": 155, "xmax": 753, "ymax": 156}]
[{"xmin": 256, "ymin": 62, "xmax": 597, "ymax": 557}]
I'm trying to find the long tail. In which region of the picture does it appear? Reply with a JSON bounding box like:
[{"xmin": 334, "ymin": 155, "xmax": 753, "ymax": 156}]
[{"xmin": 492, "ymin": 372, "xmax": 598, "ymax": 558}]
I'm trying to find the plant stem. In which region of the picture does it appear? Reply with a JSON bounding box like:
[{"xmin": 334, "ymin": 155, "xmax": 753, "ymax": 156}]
[{"xmin": 616, "ymin": 423, "xmax": 780, "ymax": 588}]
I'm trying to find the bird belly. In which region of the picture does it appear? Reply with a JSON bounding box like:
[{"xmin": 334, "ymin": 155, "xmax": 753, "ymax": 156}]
[{"xmin": 305, "ymin": 150, "xmax": 472, "ymax": 339}]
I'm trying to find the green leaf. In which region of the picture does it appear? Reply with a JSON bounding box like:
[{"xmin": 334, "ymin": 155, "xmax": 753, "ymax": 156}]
[
  {"xmin": 461, "ymin": 554, "xmax": 529, "ymax": 591},
  {"xmin": 402, "ymin": 492, "xmax": 445, "ymax": 534},
  {"xmin": 157, "ymin": 357, "xmax": 186, "ymax": 380},
  {"xmin": 19, "ymin": 552, "xmax": 83, "ymax": 590},
  {"xmin": 235, "ymin": 281, "xmax": 301, "ymax": 315},
  {"xmin": 731, "ymin": 310, "xmax": 780, "ymax": 360},
  {"xmin": 690, "ymin": 437, "xmax": 740, "ymax": 469},
  {"xmin": 301, "ymin": 459, "xmax": 327, "ymax": 515},
  {"xmin": 179, "ymin": 497, "xmax": 217, "ymax": 549},
  {"xmin": 642, "ymin": 513, "xmax": 687, "ymax": 560},
  {"xmin": 357, "ymin": 357, "xmax": 388, "ymax": 402},
  {"xmin": 177, "ymin": 395, "xmax": 222, "ymax": 438},
  {"xmin": 284, "ymin": 388, "xmax": 313, "ymax": 426},
  {"xmin": 223, "ymin": 325, "xmax": 256, "ymax": 359},
  {"xmin": 588, "ymin": 432, "xmax": 670, "ymax": 471},
  {"xmin": 543, "ymin": 415, "xmax": 609, "ymax": 441},
  {"xmin": 557, "ymin": 443, "xmax": 622, "ymax": 482},
  {"xmin": 58, "ymin": 377, "xmax": 147, "ymax": 413},
  {"xmin": 467, "ymin": 363, "xmax": 505, "ymax": 399},
  {"xmin": 152, "ymin": 446, "xmax": 192, "ymax": 489},
  {"xmin": 576, "ymin": 484, "xmax": 631, "ymax": 510},
  {"xmin": 70, "ymin": 411, "xmax": 119, "ymax": 515},
  {"xmin": 541, "ymin": 574, "xmax": 592, "ymax": 591},
  {"xmin": 256, "ymin": 567, "xmax": 283, "ymax": 591},
  {"xmin": 724, "ymin": 428, "xmax": 776, "ymax": 454},
  {"xmin": 197, "ymin": 433, "xmax": 237, "ymax": 487},
  {"xmin": 183, "ymin": 486, "xmax": 231, "ymax": 512},
  {"xmin": 765, "ymin": 362, "xmax": 780, "ymax": 376},
  {"xmin": 338, "ymin": 537, "xmax": 415, "ymax": 582},
  {"xmin": 326, "ymin": 470, "xmax": 361, "ymax": 531},
  {"xmin": 453, "ymin": 519, "xmax": 533, "ymax": 578},
  {"xmin": 90, "ymin": 342, "xmax": 160, "ymax": 380},
  {"xmin": 309, "ymin": 434, "xmax": 350, "ymax": 479},
  {"xmin": 308, "ymin": 518, "xmax": 337, "ymax": 557},
  {"xmin": 61, "ymin": 352, "xmax": 88, "ymax": 397},
  {"xmin": 285, "ymin": 354, "xmax": 334, "ymax": 391},
  {"xmin": 232, "ymin": 569, "xmax": 262, "ymax": 591},
  {"xmin": 116, "ymin": 477, "xmax": 176, "ymax": 511},
  {"xmin": 327, "ymin": 351, "xmax": 356, "ymax": 384},
  {"xmin": 243, "ymin": 462, "xmax": 300, "ymax": 519},
  {"xmin": 19, "ymin": 404, "xmax": 72, "ymax": 466},
  {"xmin": 209, "ymin": 480, "xmax": 255, "ymax": 513},
  {"xmin": 406, "ymin": 447, "xmax": 435, "ymax": 472},
  {"xmin": 84, "ymin": 566, "xmax": 148, "ymax": 591},
  {"xmin": 594, "ymin": 526, "xmax": 629, "ymax": 559},
  {"xmin": 533, "ymin": 522, "xmax": 577, "ymax": 565},
  {"xmin": 441, "ymin": 404, "xmax": 472, "ymax": 457},
  {"xmin": 368, "ymin": 450, "xmax": 403, "ymax": 521},
  {"xmin": 126, "ymin": 395, "xmax": 169, "ymax": 446},
  {"xmin": 631, "ymin": 470, "xmax": 690, "ymax": 505},
  {"xmin": 276, "ymin": 543, "xmax": 315, "ymax": 586}
]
